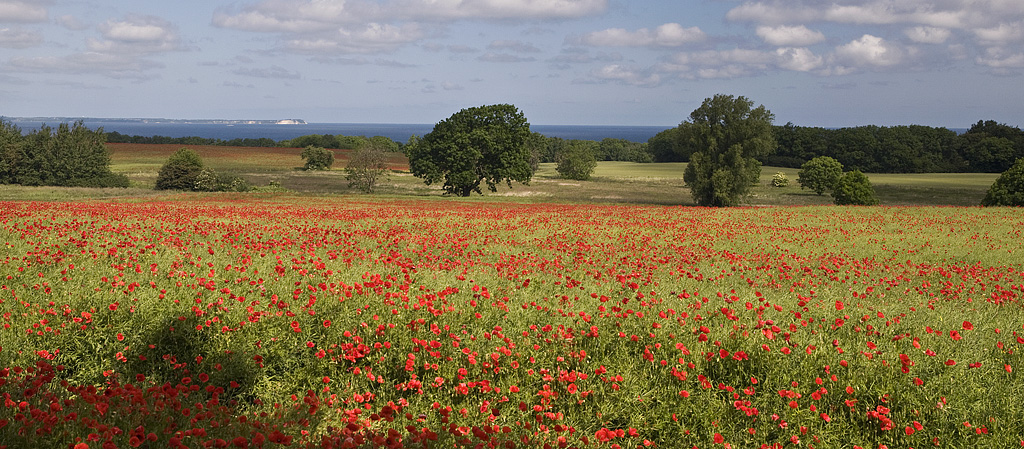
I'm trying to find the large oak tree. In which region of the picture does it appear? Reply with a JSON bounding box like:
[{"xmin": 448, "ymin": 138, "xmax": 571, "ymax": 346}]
[
  {"xmin": 681, "ymin": 94, "xmax": 775, "ymax": 207},
  {"xmin": 408, "ymin": 104, "xmax": 534, "ymax": 196}
]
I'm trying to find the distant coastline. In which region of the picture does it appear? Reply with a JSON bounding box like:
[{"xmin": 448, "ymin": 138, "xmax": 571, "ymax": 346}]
[
  {"xmin": 8, "ymin": 117, "xmax": 308, "ymax": 125},
  {"xmin": 4, "ymin": 117, "xmax": 673, "ymax": 143}
]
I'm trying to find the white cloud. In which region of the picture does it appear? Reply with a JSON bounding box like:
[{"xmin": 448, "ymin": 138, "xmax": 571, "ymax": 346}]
[
  {"xmin": 285, "ymin": 23, "xmax": 426, "ymax": 54},
  {"xmin": 577, "ymin": 23, "xmax": 705, "ymax": 47},
  {"xmin": 775, "ymin": 47, "xmax": 823, "ymax": 71},
  {"xmin": 591, "ymin": 64, "xmax": 661, "ymax": 86},
  {"xmin": 905, "ymin": 26, "xmax": 951, "ymax": 44},
  {"xmin": 976, "ymin": 47, "xmax": 1024, "ymax": 69},
  {"xmin": 665, "ymin": 49, "xmax": 775, "ymax": 79},
  {"xmin": 389, "ymin": 0, "xmax": 608, "ymax": 20},
  {"xmin": 0, "ymin": 1, "xmax": 48, "ymax": 23},
  {"xmin": 755, "ymin": 25, "xmax": 825, "ymax": 46},
  {"xmin": 0, "ymin": 27, "xmax": 42, "ymax": 48},
  {"xmin": 834, "ymin": 34, "xmax": 903, "ymax": 68},
  {"xmin": 91, "ymin": 15, "xmax": 185, "ymax": 54},
  {"xmin": 974, "ymin": 21, "xmax": 1024, "ymax": 43}
]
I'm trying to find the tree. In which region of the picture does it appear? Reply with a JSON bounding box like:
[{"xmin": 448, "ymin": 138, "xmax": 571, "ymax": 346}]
[
  {"xmin": 681, "ymin": 94, "xmax": 775, "ymax": 207},
  {"xmin": 301, "ymin": 145, "xmax": 334, "ymax": 170},
  {"xmin": 832, "ymin": 170, "xmax": 879, "ymax": 205},
  {"xmin": 156, "ymin": 148, "xmax": 205, "ymax": 190},
  {"xmin": 797, "ymin": 156, "xmax": 844, "ymax": 195},
  {"xmin": 771, "ymin": 172, "xmax": 789, "ymax": 187},
  {"xmin": 556, "ymin": 140, "xmax": 598, "ymax": 180},
  {"xmin": 981, "ymin": 158, "xmax": 1024, "ymax": 206},
  {"xmin": 346, "ymin": 143, "xmax": 391, "ymax": 193},
  {"xmin": 408, "ymin": 104, "xmax": 533, "ymax": 196},
  {"xmin": 0, "ymin": 119, "xmax": 21, "ymax": 185},
  {"xmin": 3, "ymin": 121, "xmax": 128, "ymax": 187}
]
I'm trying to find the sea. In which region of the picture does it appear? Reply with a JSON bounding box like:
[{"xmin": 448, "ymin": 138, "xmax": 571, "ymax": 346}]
[{"xmin": 5, "ymin": 119, "xmax": 674, "ymax": 144}]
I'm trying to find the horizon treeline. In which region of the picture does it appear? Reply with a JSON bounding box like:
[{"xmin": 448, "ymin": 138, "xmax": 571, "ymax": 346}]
[
  {"xmin": 104, "ymin": 119, "xmax": 1024, "ymax": 174},
  {"xmin": 651, "ymin": 119, "xmax": 1024, "ymax": 173}
]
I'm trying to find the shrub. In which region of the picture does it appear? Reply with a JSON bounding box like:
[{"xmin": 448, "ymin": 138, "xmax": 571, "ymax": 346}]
[
  {"xmin": 156, "ymin": 148, "xmax": 205, "ymax": 190},
  {"xmin": 981, "ymin": 157, "xmax": 1024, "ymax": 206},
  {"xmin": 771, "ymin": 172, "xmax": 789, "ymax": 187},
  {"xmin": 798, "ymin": 156, "xmax": 844, "ymax": 195},
  {"xmin": 832, "ymin": 170, "xmax": 879, "ymax": 205},
  {"xmin": 301, "ymin": 145, "xmax": 334, "ymax": 170},
  {"xmin": 556, "ymin": 141, "xmax": 598, "ymax": 181}
]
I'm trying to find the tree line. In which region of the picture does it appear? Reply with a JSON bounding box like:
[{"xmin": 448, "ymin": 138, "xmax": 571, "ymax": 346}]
[{"xmin": 650, "ymin": 120, "xmax": 1024, "ymax": 174}]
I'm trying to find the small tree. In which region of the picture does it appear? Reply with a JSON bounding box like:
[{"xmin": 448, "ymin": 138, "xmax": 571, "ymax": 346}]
[
  {"xmin": 346, "ymin": 143, "xmax": 390, "ymax": 193},
  {"xmin": 556, "ymin": 140, "xmax": 598, "ymax": 181},
  {"xmin": 156, "ymin": 148, "xmax": 205, "ymax": 190},
  {"xmin": 798, "ymin": 156, "xmax": 844, "ymax": 195},
  {"xmin": 301, "ymin": 145, "xmax": 334, "ymax": 170},
  {"xmin": 981, "ymin": 157, "xmax": 1024, "ymax": 206},
  {"xmin": 832, "ymin": 170, "xmax": 879, "ymax": 205}
]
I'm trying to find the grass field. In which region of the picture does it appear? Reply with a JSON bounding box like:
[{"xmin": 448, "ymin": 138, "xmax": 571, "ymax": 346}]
[
  {"xmin": 1, "ymin": 199, "xmax": 1021, "ymax": 449},
  {"xmin": 0, "ymin": 143, "xmax": 999, "ymax": 205}
]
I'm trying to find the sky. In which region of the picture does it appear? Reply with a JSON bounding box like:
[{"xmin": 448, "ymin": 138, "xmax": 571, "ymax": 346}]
[{"xmin": 1, "ymin": 0, "xmax": 1022, "ymax": 127}]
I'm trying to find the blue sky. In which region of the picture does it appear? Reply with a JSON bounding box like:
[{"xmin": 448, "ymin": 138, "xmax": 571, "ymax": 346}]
[{"xmin": 1, "ymin": 0, "xmax": 1022, "ymax": 127}]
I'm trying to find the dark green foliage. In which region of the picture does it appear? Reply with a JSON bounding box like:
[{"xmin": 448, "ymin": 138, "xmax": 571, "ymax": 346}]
[
  {"xmin": 981, "ymin": 158, "xmax": 1024, "ymax": 206},
  {"xmin": 647, "ymin": 127, "xmax": 687, "ymax": 162},
  {"xmin": 597, "ymin": 138, "xmax": 652, "ymax": 163},
  {"xmin": 345, "ymin": 143, "xmax": 390, "ymax": 193},
  {"xmin": 408, "ymin": 104, "xmax": 533, "ymax": 196},
  {"xmin": 155, "ymin": 148, "xmax": 205, "ymax": 190},
  {"xmin": 832, "ymin": 170, "xmax": 879, "ymax": 205},
  {"xmin": 556, "ymin": 140, "xmax": 598, "ymax": 181},
  {"xmin": 301, "ymin": 145, "xmax": 334, "ymax": 170},
  {"xmin": 0, "ymin": 120, "xmax": 128, "ymax": 187},
  {"xmin": 798, "ymin": 156, "xmax": 844, "ymax": 195},
  {"xmin": 681, "ymin": 94, "xmax": 775, "ymax": 207}
]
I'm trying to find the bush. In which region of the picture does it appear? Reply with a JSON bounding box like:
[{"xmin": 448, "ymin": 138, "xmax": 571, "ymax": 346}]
[
  {"xmin": 771, "ymin": 172, "xmax": 789, "ymax": 187},
  {"xmin": 832, "ymin": 170, "xmax": 879, "ymax": 205},
  {"xmin": 556, "ymin": 141, "xmax": 598, "ymax": 181},
  {"xmin": 156, "ymin": 148, "xmax": 205, "ymax": 190},
  {"xmin": 981, "ymin": 157, "xmax": 1024, "ymax": 206},
  {"xmin": 301, "ymin": 145, "xmax": 334, "ymax": 170},
  {"xmin": 798, "ymin": 156, "xmax": 843, "ymax": 195}
]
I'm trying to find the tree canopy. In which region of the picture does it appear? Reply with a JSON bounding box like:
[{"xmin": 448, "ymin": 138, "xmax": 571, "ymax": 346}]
[
  {"xmin": 301, "ymin": 145, "xmax": 334, "ymax": 170},
  {"xmin": 156, "ymin": 148, "xmax": 205, "ymax": 190},
  {"xmin": 981, "ymin": 158, "xmax": 1024, "ymax": 206},
  {"xmin": 556, "ymin": 140, "xmax": 598, "ymax": 181},
  {"xmin": 681, "ymin": 94, "xmax": 775, "ymax": 207},
  {"xmin": 407, "ymin": 104, "xmax": 534, "ymax": 196},
  {"xmin": 798, "ymin": 156, "xmax": 844, "ymax": 195},
  {"xmin": 0, "ymin": 120, "xmax": 128, "ymax": 188},
  {"xmin": 832, "ymin": 170, "xmax": 879, "ymax": 205}
]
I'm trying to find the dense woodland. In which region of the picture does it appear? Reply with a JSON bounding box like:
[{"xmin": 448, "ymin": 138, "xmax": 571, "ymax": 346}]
[{"xmin": 652, "ymin": 120, "xmax": 1024, "ymax": 174}]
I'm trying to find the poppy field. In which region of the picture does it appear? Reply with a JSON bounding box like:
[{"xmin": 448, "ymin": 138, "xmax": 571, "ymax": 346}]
[{"xmin": 1, "ymin": 197, "xmax": 1022, "ymax": 449}]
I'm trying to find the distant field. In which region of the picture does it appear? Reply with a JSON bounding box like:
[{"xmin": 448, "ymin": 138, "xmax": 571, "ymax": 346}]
[{"xmin": 0, "ymin": 143, "xmax": 1001, "ymax": 206}]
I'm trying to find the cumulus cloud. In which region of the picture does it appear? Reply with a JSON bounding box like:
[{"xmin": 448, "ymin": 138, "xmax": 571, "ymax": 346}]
[
  {"xmin": 756, "ymin": 25, "xmax": 824, "ymax": 46},
  {"xmin": 90, "ymin": 15, "xmax": 186, "ymax": 54},
  {"xmin": 976, "ymin": 47, "xmax": 1024, "ymax": 71},
  {"xmin": 0, "ymin": 27, "xmax": 42, "ymax": 48},
  {"xmin": 576, "ymin": 23, "xmax": 706, "ymax": 47},
  {"xmin": 775, "ymin": 47, "xmax": 824, "ymax": 71},
  {"xmin": 213, "ymin": 0, "xmax": 607, "ymax": 54},
  {"xmin": 665, "ymin": 49, "xmax": 775, "ymax": 79},
  {"xmin": 974, "ymin": 21, "xmax": 1024, "ymax": 43},
  {"xmin": 0, "ymin": 1, "xmax": 48, "ymax": 23},
  {"xmin": 833, "ymin": 34, "xmax": 903, "ymax": 70},
  {"xmin": 477, "ymin": 52, "xmax": 536, "ymax": 63}
]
